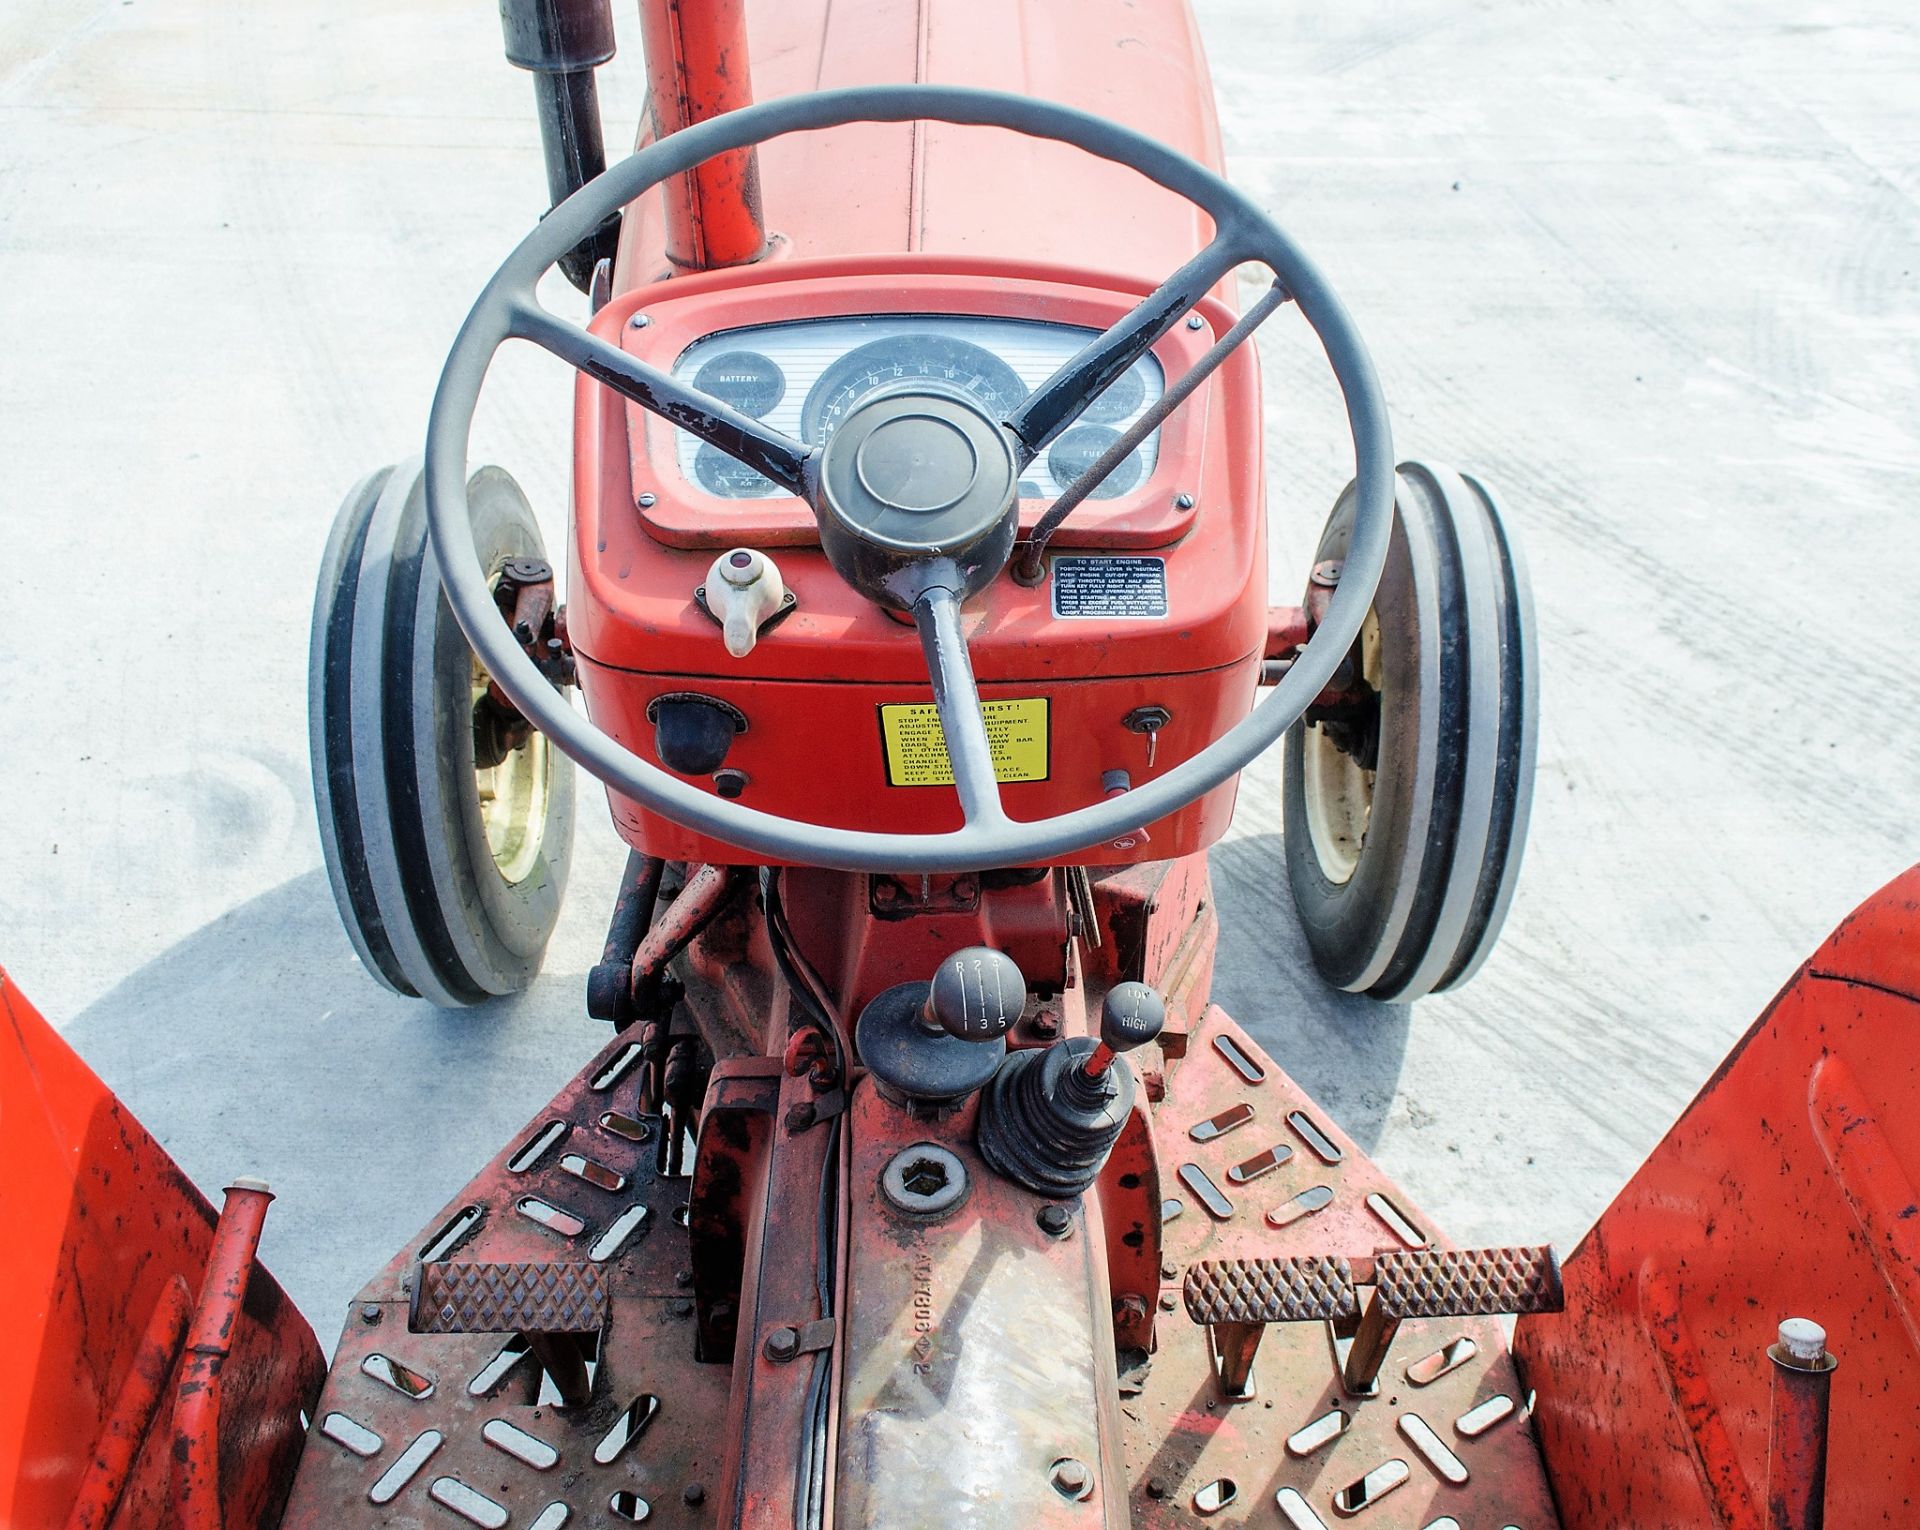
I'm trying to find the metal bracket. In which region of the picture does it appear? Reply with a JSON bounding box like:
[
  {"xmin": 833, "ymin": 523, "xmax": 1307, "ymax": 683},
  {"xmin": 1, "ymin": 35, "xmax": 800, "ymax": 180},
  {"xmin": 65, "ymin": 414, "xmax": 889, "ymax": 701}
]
[
  {"xmin": 785, "ymin": 1087, "xmax": 846, "ymax": 1133},
  {"xmin": 763, "ymin": 1317, "xmax": 836, "ymax": 1363}
]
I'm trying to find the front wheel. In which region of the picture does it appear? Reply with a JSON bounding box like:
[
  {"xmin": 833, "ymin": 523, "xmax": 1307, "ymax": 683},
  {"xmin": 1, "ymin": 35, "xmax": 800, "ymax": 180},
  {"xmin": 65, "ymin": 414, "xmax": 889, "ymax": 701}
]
[
  {"xmin": 1283, "ymin": 461, "xmax": 1537, "ymax": 1002},
  {"xmin": 309, "ymin": 459, "xmax": 574, "ymax": 1006}
]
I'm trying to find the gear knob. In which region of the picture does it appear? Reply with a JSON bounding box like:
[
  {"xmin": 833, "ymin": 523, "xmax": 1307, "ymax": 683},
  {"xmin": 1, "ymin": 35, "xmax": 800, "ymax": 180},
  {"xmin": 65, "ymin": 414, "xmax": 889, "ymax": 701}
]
[
  {"xmin": 925, "ymin": 947, "xmax": 1028, "ymax": 1043},
  {"xmin": 1101, "ymin": 982, "xmax": 1166, "ymax": 1053},
  {"xmin": 1080, "ymin": 982, "xmax": 1166, "ymax": 1079}
]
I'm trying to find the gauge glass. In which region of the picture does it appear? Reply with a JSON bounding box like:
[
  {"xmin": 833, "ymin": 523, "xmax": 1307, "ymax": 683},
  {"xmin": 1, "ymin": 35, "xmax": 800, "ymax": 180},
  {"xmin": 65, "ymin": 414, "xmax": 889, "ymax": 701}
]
[
  {"xmin": 693, "ymin": 444, "xmax": 776, "ymax": 500},
  {"xmin": 801, "ymin": 335, "xmax": 1027, "ymax": 446},
  {"xmin": 692, "ymin": 350, "xmax": 784, "ymax": 417},
  {"xmin": 667, "ymin": 315, "xmax": 1166, "ymax": 504},
  {"xmin": 1048, "ymin": 425, "xmax": 1143, "ymax": 499},
  {"xmin": 1080, "ymin": 363, "xmax": 1149, "ymax": 424}
]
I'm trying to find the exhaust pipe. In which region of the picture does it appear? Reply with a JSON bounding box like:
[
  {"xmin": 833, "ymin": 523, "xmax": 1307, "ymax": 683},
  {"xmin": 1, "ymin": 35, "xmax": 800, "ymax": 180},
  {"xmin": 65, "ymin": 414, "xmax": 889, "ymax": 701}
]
[{"xmin": 497, "ymin": 0, "xmax": 621, "ymax": 291}]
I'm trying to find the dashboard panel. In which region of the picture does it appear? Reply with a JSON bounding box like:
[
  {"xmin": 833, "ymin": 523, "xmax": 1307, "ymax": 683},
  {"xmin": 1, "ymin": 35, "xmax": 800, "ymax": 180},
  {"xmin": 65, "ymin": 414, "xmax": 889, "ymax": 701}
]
[{"xmin": 668, "ymin": 315, "xmax": 1166, "ymax": 502}]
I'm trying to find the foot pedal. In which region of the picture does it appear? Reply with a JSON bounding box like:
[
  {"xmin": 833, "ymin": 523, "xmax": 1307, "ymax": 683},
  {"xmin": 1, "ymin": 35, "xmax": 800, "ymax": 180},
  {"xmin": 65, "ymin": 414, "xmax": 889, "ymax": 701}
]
[
  {"xmin": 1179, "ymin": 1246, "xmax": 1562, "ymax": 1401},
  {"xmin": 409, "ymin": 1259, "xmax": 609, "ymax": 1335},
  {"xmin": 1182, "ymin": 1256, "xmax": 1358, "ymax": 1399},
  {"xmin": 410, "ymin": 1260, "xmax": 609, "ymax": 1407},
  {"xmin": 1183, "ymin": 1255, "xmax": 1358, "ymax": 1324},
  {"xmin": 1347, "ymin": 1245, "xmax": 1562, "ymax": 1393},
  {"xmin": 1374, "ymin": 1244, "xmax": 1563, "ymax": 1319}
]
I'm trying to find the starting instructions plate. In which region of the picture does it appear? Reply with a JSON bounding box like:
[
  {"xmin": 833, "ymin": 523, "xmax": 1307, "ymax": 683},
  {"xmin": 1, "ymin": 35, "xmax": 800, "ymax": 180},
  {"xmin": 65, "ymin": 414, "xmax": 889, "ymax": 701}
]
[
  {"xmin": 1050, "ymin": 555, "xmax": 1169, "ymax": 620},
  {"xmin": 879, "ymin": 698, "xmax": 1050, "ymax": 787}
]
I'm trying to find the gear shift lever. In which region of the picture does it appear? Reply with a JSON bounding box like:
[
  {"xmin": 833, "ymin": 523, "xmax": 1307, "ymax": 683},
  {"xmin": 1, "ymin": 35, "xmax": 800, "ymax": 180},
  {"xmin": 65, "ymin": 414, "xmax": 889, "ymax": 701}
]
[
  {"xmin": 855, "ymin": 946, "xmax": 1027, "ymax": 1107},
  {"xmin": 977, "ymin": 981, "xmax": 1166, "ymax": 1196}
]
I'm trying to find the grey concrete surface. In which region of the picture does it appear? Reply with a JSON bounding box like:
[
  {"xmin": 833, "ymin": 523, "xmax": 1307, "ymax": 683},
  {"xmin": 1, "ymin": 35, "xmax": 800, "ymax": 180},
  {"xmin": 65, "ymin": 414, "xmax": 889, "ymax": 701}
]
[{"xmin": 3, "ymin": 0, "xmax": 1917, "ymax": 1343}]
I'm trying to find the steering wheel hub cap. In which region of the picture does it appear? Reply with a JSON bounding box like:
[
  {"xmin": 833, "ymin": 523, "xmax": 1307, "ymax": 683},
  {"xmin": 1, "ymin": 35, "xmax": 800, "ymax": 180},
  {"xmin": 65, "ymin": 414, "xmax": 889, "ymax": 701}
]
[
  {"xmin": 855, "ymin": 412, "xmax": 979, "ymax": 512},
  {"xmin": 820, "ymin": 391, "xmax": 1016, "ymax": 555}
]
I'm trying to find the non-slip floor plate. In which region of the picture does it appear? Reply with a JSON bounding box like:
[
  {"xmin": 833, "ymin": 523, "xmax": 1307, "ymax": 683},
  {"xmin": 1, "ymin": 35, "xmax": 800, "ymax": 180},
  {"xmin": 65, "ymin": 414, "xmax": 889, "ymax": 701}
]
[
  {"xmin": 1128, "ymin": 1005, "xmax": 1561, "ymax": 1528},
  {"xmin": 278, "ymin": 1032, "xmax": 730, "ymax": 1530}
]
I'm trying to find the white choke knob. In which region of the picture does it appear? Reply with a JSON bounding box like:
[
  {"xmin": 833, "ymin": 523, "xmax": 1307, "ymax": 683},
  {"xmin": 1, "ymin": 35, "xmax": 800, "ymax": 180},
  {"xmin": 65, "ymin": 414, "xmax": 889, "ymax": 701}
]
[{"xmin": 706, "ymin": 548, "xmax": 785, "ymax": 658}]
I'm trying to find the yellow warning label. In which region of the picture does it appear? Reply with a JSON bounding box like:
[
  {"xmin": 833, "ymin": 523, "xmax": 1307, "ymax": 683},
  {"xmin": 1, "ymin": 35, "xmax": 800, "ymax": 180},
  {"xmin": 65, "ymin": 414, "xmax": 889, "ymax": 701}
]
[{"xmin": 879, "ymin": 698, "xmax": 1050, "ymax": 787}]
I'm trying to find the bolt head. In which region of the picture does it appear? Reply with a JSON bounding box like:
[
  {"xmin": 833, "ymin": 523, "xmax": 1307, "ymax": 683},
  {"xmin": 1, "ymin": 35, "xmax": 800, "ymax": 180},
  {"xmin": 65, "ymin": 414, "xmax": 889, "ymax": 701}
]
[
  {"xmin": 1186, "ymin": 314, "xmax": 1205, "ymax": 330},
  {"xmin": 629, "ymin": 313, "xmax": 650, "ymax": 328},
  {"xmin": 764, "ymin": 1326, "xmax": 800, "ymax": 1361},
  {"xmin": 638, "ymin": 492, "xmax": 657, "ymax": 508},
  {"xmin": 683, "ymin": 1483, "xmax": 706, "ymax": 1507},
  {"xmin": 1049, "ymin": 1458, "xmax": 1091, "ymax": 1497},
  {"xmin": 359, "ymin": 1303, "xmax": 381, "ymax": 1325},
  {"xmin": 1037, "ymin": 1203, "xmax": 1073, "ymax": 1236}
]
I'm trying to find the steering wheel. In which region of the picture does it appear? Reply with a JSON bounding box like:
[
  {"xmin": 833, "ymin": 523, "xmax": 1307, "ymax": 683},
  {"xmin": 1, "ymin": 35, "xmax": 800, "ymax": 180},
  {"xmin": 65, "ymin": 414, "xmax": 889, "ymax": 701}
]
[{"xmin": 425, "ymin": 84, "xmax": 1393, "ymax": 874}]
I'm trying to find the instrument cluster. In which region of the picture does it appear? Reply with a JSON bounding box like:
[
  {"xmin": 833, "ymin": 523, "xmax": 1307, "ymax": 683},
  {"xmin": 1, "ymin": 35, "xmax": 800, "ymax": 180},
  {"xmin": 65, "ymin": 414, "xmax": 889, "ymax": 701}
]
[{"xmin": 668, "ymin": 315, "xmax": 1166, "ymax": 502}]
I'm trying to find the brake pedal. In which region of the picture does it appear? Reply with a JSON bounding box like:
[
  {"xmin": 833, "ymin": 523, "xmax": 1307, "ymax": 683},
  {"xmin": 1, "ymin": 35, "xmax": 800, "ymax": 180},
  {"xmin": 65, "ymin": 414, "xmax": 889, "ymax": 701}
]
[
  {"xmin": 410, "ymin": 1259, "xmax": 609, "ymax": 1406},
  {"xmin": 1181, "ymin": 1245, "xmax": 1562, "ymax": 1401},
  {"xmin": 1182, "ymin": 1255, "xmax": 1358, "ymax": 1398}
]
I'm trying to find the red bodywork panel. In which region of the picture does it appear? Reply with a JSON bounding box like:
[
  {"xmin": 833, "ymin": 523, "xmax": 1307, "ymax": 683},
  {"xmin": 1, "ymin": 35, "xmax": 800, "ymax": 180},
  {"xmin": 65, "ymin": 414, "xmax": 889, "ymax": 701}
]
[
  {"xmin": 1515, "ymin": 865, "xmax": 1920, "ymax": 1528},
  {"xmin": 613, "ymin": 0, "xmax": 1224, "ymax": 286},
  {"xmin": 0, "ymin": 971, "xmax": 322, "ymax": 1530},
  {"xmin": 570, "ymin": 0, "xmax": 1263, "ymax": 867}
]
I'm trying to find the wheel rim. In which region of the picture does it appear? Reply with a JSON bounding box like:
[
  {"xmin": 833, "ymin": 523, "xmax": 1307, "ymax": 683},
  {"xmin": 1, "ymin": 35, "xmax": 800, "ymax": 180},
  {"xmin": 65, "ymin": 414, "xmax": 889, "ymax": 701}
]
[
  {"xmin": 472, "ymin": 649, "xmax": 552, "ymax": 886},
  {"xmin": 1300, "ymin": 611, "xmax": 1381, "ymax": 886}
]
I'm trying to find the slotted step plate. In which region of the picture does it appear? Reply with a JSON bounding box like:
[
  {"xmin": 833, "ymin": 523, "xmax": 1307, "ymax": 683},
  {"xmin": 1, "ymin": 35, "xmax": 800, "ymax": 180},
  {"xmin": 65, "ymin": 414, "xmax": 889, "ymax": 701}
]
[
  {"xmin": 1130, "ymin": 1006, "xmax": 1561, "ymax": 1529},
  {"xmin": 278, "ymin": 1032, "xmax": 729, "ymax": 1530}
]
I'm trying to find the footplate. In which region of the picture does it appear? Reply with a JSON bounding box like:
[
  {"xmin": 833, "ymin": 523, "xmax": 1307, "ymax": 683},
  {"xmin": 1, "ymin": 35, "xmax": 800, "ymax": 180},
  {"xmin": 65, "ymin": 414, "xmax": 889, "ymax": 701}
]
[
  {"xmin": 278, "ymin": 1032, "xmax": 732, "ymax": 1530},
  {"xmin": 1128, "ymin": 1005, "xmax": 1562, "ymax": 1528}
]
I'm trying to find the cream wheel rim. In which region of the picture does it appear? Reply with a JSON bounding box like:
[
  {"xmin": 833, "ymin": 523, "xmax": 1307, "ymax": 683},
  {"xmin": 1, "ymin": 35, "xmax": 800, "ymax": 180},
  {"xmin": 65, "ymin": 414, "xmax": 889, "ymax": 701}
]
[
  {"xmin": 1300, "ymin": 610, "xmax": 1381, "ymax": 887},
  {"xmin": 473, "ymin": 653, "xmax": 551, "ymax": 886}
]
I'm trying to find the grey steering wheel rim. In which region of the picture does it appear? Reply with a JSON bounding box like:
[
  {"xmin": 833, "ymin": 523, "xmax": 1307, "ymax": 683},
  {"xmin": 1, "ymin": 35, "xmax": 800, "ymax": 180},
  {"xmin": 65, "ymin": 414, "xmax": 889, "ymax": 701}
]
[{"xmin": 425, "ymin": 83, "xmax": 1394, "ymax": 874}]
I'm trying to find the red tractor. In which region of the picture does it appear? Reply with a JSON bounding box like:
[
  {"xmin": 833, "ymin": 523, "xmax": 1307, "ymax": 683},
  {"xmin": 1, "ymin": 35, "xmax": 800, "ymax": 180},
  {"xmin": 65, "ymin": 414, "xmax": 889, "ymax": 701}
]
[{"xmin": 6, "ymin": 1, "xmax": 1914, "ymax": 1527}]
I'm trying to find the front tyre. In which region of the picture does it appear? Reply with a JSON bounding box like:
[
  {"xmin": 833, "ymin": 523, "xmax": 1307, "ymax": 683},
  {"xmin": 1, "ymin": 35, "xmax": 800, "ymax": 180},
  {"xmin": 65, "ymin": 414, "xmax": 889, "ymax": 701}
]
[
  {"xmin": 309, "ymin": 458, "xmax": 574, "ymax": 1006},
  {"xmin": 1283, "ymin": 461, "xmax": 1537, "ymax": 1002}
]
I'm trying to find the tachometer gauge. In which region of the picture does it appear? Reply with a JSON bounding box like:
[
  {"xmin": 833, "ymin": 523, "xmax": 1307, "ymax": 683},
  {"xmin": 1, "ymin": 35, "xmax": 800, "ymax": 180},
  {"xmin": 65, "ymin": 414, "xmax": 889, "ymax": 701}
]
[
  {"xmin": 802, "ymin": 334, "xmax": 1027, "ymax": 445},
  {"xmin": 693, "ymin": 444, "xmax": 776, "ymax": 499},
  {"xmin": 1048, "ymin": 425, "xmax": 1143, "ymax": 499},
  {"xmin": 692, "ymin": 350, "xmax": 784, "ymax": 417},
  {"xmin": 1080, "ymin": 362, "xmax": 1148, "ymax": 424}
]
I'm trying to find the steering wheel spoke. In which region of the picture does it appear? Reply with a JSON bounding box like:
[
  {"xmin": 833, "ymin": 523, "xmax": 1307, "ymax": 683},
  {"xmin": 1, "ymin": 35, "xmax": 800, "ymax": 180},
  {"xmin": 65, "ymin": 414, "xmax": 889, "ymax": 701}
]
[
  {"xmin": 912, "ymin": 585, "xmax": 1009, "ymax": 829},
  {"xmin": 509, "ymin": 298, "xmax": 815, "ymax": 495},
  {"xmin": 1004, "ymin": 232, "xmax": 1247, "ymax": 461}
]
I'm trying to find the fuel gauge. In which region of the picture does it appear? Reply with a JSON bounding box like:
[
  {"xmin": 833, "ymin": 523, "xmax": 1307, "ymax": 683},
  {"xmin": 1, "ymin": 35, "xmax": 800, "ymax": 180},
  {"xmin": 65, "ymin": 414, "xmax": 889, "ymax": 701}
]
[{"xmin": 1048, "ymin": 425, "xmax": 1143, "ymax": 499}]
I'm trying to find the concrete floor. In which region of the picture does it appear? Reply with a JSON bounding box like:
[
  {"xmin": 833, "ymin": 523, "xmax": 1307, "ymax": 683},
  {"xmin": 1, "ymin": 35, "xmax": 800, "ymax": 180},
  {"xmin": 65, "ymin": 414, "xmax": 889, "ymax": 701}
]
[{"xmin": 4, "ymin": 0, "xmax": 1918, "ymax": 1342}]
